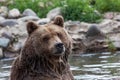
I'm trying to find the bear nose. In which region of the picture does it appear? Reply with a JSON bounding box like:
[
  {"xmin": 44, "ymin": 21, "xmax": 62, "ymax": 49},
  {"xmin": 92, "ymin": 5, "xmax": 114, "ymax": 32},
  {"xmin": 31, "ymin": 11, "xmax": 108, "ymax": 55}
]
[
  {"xmin": 55, "ymin": 43, "xmax": 64, "ymax": 53},
  {"xmin": 56, "ymin": 43, "xmax": 64, "ymax": 48}
]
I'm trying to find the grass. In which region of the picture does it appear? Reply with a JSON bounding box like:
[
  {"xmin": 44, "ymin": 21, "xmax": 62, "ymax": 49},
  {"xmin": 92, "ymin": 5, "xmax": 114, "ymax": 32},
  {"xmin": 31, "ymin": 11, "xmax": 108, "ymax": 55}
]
[
  {"xmin": 62, "ymin": 0, "xmax": 102, "ymax": 23},
  {"xmin": 1, "ymin": 0, "xmax": 120, "ymax": 22},
  {"xmin": 95, "ymin": 0, "xmax": 120, "ymax": 13}
]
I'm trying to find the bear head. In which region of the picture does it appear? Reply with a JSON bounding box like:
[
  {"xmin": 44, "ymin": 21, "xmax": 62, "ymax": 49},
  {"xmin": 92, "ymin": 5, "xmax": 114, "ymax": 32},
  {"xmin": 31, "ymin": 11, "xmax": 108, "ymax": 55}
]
[{"xmin": 25, "ymin": 16, "xmax": 72, "ymax": 60}]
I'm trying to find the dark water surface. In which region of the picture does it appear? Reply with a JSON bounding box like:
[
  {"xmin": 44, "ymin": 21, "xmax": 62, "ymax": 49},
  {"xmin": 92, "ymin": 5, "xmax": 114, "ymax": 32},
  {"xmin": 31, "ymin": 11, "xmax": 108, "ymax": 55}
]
[{"xmin": 1, "ymin": 52, "xmax": 120, "ymax": 80}]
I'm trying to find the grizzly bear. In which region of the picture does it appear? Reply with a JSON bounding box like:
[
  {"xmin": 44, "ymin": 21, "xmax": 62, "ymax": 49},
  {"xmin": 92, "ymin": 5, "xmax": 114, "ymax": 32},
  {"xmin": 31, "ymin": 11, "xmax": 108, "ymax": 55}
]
[{"xmin": 9, "ymin": 16, "xmax": 74, "ymax": 80}]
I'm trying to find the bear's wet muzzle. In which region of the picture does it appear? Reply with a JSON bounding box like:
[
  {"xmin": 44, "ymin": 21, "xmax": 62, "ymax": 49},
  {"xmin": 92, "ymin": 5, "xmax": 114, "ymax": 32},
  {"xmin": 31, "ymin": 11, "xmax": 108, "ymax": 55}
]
[{"xmin": 55, "ymin": 43, "xmax": 65, "ymax": 54}]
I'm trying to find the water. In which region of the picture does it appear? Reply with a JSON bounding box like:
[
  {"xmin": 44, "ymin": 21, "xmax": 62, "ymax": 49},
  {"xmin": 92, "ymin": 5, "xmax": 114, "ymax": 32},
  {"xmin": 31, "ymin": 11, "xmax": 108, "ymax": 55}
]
[
  {"xmin": 70, "ymin": 52, "xmax": 120, "ymax": 80},
  {"xmin": 1, "ymin": 52, "xmax": 120, "ymax": 80},
  {"xmin": 0, "ymin": 58, "xmax": 14, "ymax": 80}
]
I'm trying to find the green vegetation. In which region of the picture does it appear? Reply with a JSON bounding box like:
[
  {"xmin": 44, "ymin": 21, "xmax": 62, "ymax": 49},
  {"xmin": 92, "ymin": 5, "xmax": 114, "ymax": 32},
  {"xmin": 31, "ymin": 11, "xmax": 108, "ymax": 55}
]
[
  {"xmin": 107, "ymin": 38, "xmax": 116, "ymax": 53},
  {"xmin": 7, "ymin": 0, "xmax": 62, "ymax": 18},
  {"xmin": 62, "ymin": 0, "xmax": 101, "ymax": 22},
  {"xmin": 95, "ymin": 0, "xmax": 120, "ymax": 13},
  {"xmin": 1, "ymin": 0, "xmax": 120, "ymax": 22}
]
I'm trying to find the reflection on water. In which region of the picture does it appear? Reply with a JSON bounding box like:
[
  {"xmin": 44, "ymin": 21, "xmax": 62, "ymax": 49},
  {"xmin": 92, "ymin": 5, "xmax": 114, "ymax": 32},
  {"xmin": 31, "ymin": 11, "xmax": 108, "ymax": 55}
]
[
  {"xmin": 0, "ymin": 58, "xmax": 14, "ymax": 80},
  {"xmin": 69, "ymin": 52, "xmax": 120, "ymax": 80},
  {"xmin": 1, "ymin": 52, "xmax": 120, "ymax": 80}
]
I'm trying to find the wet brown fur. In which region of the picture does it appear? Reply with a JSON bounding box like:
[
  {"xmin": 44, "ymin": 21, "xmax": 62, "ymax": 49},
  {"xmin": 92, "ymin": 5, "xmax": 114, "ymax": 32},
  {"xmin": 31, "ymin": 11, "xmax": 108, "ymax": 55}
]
[{"xmin": 10, "ymin": 16, "xmax": 74, "ymax": 80}]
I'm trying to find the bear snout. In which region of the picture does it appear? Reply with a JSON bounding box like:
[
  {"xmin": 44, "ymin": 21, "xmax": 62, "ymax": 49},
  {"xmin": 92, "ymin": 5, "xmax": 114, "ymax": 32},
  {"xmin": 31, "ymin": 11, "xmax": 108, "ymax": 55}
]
[{"xmin": 55, "ymin": 43, "xmax": 65, "ymax": 54}]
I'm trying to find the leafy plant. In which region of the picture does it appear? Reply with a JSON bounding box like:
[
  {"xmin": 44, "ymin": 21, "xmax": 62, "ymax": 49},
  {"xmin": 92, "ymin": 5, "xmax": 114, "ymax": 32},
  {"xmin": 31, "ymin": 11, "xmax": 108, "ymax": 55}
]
[
  {"xmin": 95, "ymin": 0, "xmax": 120, "ymax": 13},
  {"xmin": 107, "ymin": 38, "xmax": 116, "ymax": 53},
  {"xmin": 62, "ymin": 0, "xmax": 101, "ymax": 23},
  {"xmin": 1, "ymin": 0, "xmax": 120, "ymax": 23},
  {"xmin": 8, "ymin": 0, "xmax": 62, "ymax": 18}
]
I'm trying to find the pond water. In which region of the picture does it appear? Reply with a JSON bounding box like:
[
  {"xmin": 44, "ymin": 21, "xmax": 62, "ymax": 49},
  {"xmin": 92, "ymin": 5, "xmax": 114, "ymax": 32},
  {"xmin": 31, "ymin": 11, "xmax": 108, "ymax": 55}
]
[{"xmin": 0, "ymin": 52, "xmax": 120, "ymax": 80}]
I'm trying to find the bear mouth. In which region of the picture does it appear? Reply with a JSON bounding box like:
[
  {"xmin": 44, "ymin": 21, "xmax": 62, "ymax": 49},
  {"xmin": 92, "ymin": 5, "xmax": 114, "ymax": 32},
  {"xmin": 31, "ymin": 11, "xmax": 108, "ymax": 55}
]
[{"xmin": 55, "ymin": 51, "xmax": 64, "ymax": 55}]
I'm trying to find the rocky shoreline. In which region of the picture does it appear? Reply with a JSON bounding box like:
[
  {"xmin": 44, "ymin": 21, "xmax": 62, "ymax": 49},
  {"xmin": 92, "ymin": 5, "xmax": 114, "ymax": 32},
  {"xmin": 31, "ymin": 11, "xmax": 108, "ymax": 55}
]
[{"xmin": 0, "ymin": 6, "xmax": 120, "ymax": 58}]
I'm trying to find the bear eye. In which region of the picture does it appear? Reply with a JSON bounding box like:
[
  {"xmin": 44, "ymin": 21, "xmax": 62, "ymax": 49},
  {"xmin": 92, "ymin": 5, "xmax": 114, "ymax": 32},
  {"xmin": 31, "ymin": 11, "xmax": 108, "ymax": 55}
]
[
  {"xmin": 57, "ymin": 33, "xmax": 62, "ymax": 37},
  {"xmin": 43, "ymin": 36, "xmax": 50, "ymax": 41}
]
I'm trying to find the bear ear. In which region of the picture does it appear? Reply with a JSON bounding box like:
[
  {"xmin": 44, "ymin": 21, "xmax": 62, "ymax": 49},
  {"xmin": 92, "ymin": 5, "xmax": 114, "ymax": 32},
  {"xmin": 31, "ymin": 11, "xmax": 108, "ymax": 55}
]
[
  {"xmin": 27, "ymin": 21, "xmax": 38, "ymax": 35},
  {"xmin": 53, "ymin": 15, "xmax": 64, "ymax": 28}
]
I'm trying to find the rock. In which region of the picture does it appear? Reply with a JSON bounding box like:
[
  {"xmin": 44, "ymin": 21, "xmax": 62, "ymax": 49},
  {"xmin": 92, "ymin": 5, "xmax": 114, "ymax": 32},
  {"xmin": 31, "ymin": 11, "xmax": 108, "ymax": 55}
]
[
  {"xmin": 99, "ymin": 19, "xmax": 119, "ymax": 33},
  {"xmin": 37, "ymin": 18, "xmax": 50, "ymax": 25},
  {"xmin": 0, "ymin": 37, "xmax": 10, "ymax": 48},
  {"xmin": 85, "ymin": 40, "xmax": 108, "ymax": 53},
  {"xmin": 8, "ymin": 8, "xmax": 21, "ymax": 18},
  {"xmin": 65, "ymin": 21, "xmax": 91, "ymax": 34},
  {"xmin": 18, "ymin": 16, "xmax": 40, "ymax": 22},
  {"xmin": 1, "ymin": 32, "xmax": 13, "ymax": 40},
  {"xmin": 0, "ymin": 0, "xmax": 6, "ymax": 2},
  {"xmin": 71, "ymin": 34, "xmax": 85, "ymax": 40},
  {"xmin": 104, "ymin": 12, "xmax": 120, "ymax": 20},
  {"xmin": 65, "ymin": 21, "xmax": 92, "ymax": 34},
  {"xmin": 0, "ymin": 21, "xmax": 27, "ymax": 37},
  {"xmin": 65, "ymin": 21, "xmax": 80, "ymax": 27},
  {"xmin": 104, "ymin": 12, "xmax": 115, "ymax": 19},
  {"xmin": 7, "ymin": 42, "xmax": 22, "ymax": 52},
  {"xmin": 13, "ymin": 42, "xmax": 22, "ymax": 51},
  {"xmin": 0, "ymin": 19, "xmax": 18, "ymax": 27},
  {"xmin": 0, "ymin": 48, "xmax": 3, "ymax": 58},
  {"xmin": 1, "ymin": 0, "xmax": 14, "ymax": 5},
  {"xmin": 86, "ymin": 25, "xmax": 105, "ymax": 38},
  {"xmin": 64, "ymin": 21, "xmax": 91, "ymax": 54},
  {"xmin": 3, "ymin": 51, "xmax": 19, "ymax": 58},
  {"xmin": 113, "ymin": 41, "xmax": 120, "ymax": 49},
  {"xmin": 0, "ymin": 6, "xmax": 8, "ymax": 17},
  {"xmin": 114, "ymin": 15, "xmax": 120, "ymax": 21},
  {"xmin": 0, "ymin": 16, "xmax": 5, "ymax": 21},
  {"xmin": 72, "ymin": 37, "xmax": 86, "ymax": 54},
  {"xmin": 108, "ymin": 34, "xmax": 120, "ymax": 49},
  {"xmin": 0, "ymin": 0, "xmax": 12, "ymax": 3},
  {"xmin": 99, "ymin": 19, "xmax": 113, "ymax": 27},
  {"xmin": 65, "ymin": 21, "xmax": 87, "ymax": 55},
  {"xmin": 65, "ymin": 21, "xmax": 82, "ymax": 33},
  {"xmin": 81, "ymin": 25, "xmax": 108, "ymax": 53},
  {"xmin": 22, "ymin": 9, "xmax": 37, "ymax": 17},
  {"xmin": 47, "ymin": 7, "xmax": 61, "ymax": 20},
  {"xmin": 80, "ymin": 22, "xmax": 91, "ymax": 29}
]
